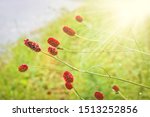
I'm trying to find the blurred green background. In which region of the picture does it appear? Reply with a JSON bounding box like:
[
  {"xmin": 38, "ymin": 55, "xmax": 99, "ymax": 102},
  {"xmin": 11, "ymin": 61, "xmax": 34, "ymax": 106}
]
[{"xmin": 0, "ymin": 0, "xmax": 150, "ymax": 99}]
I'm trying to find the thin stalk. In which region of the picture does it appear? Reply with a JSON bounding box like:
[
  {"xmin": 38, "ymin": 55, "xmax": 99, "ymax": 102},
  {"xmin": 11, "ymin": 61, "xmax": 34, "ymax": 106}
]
[
  {"xmin": 58, "ymin": 47, "xmax": 145, "ymax": 54},
  {"xmin": 119, "ymin": 45, "xmax": 150, "ymax": 56},
  {"xmin": 41, "ymin": 51, "xmax": 79, "ymax": 71},
  {"xmin": 82, "ymin": 70, "xmax": 150, "ymax": 89},
  {"xmin": 75, "ymin": 34, "xmax": 99, "ymax": 42},
  {"xmin": 41, "ymin": 51, "xmax": 150, "ymax": 89},
  {"xmin": 118, "ymin": 91, "xmax": 127, "ymax": 100},
  {"xmin": 73, "ymin": 87, "xmax": 84, "ymax": 100},
  {"xmin": 87, "ymin": 64, "xmax": 111, "ymax": 79}
]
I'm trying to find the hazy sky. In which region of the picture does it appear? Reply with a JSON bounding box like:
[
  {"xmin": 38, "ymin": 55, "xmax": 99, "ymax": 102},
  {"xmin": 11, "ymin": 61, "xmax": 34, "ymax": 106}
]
[{"xmin": 0, "ymin": 0, "xmax": 81, "ymax": 44}]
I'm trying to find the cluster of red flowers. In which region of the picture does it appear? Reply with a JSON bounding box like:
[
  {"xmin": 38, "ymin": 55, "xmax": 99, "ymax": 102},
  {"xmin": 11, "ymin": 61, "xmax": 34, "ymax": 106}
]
[
  {"xmin": 19, "ymin": 15, "xmax": 122, "ymax": 100},
  {"xmin": 47, "ymin": 37, "xmax": 60, "ymax": 56},
  {"xmin": 18, "ymin": 64, "xmax": 28, "ymax": 72},
  {"xmin": 24, "ymin": 39, "xmax": 41, "ymax": 52},
  {"xmin": 94, "ymin": 85, "xmax": 120, "ymax": 100},
  {"xmin": 63, "ymin": 71, "xmax": 74, "ymax": 90}
]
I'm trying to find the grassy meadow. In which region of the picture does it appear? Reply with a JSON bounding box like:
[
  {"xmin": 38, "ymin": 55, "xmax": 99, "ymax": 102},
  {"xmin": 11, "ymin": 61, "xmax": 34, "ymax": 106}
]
[{"xmin": 0, "ymin": 0, "xmax": 150, "ymax": 100}]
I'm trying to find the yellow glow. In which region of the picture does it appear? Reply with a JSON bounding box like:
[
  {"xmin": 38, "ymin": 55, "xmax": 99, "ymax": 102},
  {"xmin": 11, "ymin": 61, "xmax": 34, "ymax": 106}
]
[{"xmin": 105, "ymin": 0, "xmax": 150, "ymax": 27}]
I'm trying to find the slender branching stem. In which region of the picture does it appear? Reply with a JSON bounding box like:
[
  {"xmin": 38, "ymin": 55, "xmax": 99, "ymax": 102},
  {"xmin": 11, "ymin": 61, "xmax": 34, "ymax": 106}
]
[{"xmin": 41, "ymin": 51, "xmax": 150, "ymax": 90}]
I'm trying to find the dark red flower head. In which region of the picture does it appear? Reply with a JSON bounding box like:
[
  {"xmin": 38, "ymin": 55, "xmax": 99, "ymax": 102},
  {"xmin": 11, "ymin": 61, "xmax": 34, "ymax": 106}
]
[
  {"xmin": 47, "ymin": 37, "xmax": 60, "ymax": 47},
  {"xmin": 24, "ymin": 39, "xmax": 41, "ymax": 52},
  {"xmin": 63, "ymin": 26, "xmax": 76, "ymax": 36},
  {"xmin": 65, "ymin": 82, "xmax": 73, "ymax": 90},
  {"xmin": 75, "ymin": 15, "xmax": 83, "ymax": 22},
  {"xmin": 48, "ymin": 46, "xmax": 58, "ymax": 56},
  {"xmin": 18, "ymin": 64, "xmax": 28, "ymax": 72},
  {"xmin": 94, "ymin": 91, "xmax": 104, "ymax": 100},
  {"xmin": 112, "ymin": 85, "xmax": 119, "ymax": 92},
  {"xmin": 63, "ymin": 71, "xmax": 74, "ymax": 83}
]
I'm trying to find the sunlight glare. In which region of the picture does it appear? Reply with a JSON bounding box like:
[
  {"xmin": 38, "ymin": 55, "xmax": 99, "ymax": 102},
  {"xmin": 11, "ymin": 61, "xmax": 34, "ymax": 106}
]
[{"xmin": 110, "ymin": 0, "xmax": 150, "ymax": 27}]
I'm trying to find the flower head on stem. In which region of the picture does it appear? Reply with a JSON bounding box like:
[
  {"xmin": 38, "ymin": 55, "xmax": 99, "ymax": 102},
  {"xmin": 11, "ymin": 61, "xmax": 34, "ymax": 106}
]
[
  {"xmin": 62, "ymin": 25, "xmax": 99, "ymax": 42},
  {"xmin": 94, "ymin": 91, "xmax": 104, "ymax": 100},
  {"xmin": 63, "ymin": 26, "xmax": 76, "ymax": 36},
  {"xmin": 75, "ymin": 15, "xmax": 83, "ymax": 23},
  {"xmin": 48, "ymin": 46, "xmax": 58, "ymax": 56},
  {"xmin": 24, "ymin": 39, "xmax": 41, "ymax": 52},
  {"xmin": 112, "ymin": 85, "xmax": 120, "ymax": 93},
  {"xmin": 112, "ymin": 85, "xmax": 127, "ymax": 100},
  {"xmin": 18, "ymin": 64, "xmax": 28, "ymax": 72},
  {"xmin": 47, "ymin": 37, "xmax": 60, "ymax": 47},
  {"xmin": 63, "ymin": 71, "xmax": 74, "ymax": 83},
  {"xmin": 65, "ymin": 82, "xmax": 73, "ymax": 90}
]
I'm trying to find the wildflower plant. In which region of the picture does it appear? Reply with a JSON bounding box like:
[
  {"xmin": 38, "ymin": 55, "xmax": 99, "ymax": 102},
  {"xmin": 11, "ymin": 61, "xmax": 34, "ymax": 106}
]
[{"xmin": 19, "ymin": 14, "xmax": 150, "ymax": 100}]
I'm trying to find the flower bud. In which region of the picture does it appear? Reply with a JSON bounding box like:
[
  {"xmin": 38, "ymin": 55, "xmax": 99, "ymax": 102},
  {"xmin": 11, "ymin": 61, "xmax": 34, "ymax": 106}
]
[
  {"xmin": 18, "ymin": 64, "xmax": 28, "ymax": 72},
  {"xmin": 75, "ymin": 15, "xmax": 83, "ymax": 22},
  {"xmin": 47, "ymin": 37, "xmax": 60, "ymax": 47},
  {"xmin": 63, "ymin": 26, "xmax": 76, "ymax": 36},
  {"xmin": 48, "ymin": 46, "xmax": 58, "ymax": 56},
  {"xmin": 112, "ymin": 85, "xmax": 119, "ymax": 92},
  {"xmin": 65, "ymin": 82, "xmax": 73, "ymax": 90},
  {"xmin": 24, "ymin": 39, "xmax": 41, "ymax": 52},
  {"xmin": 94, "ymin": 91, "xmax": 104, "ymax": 100},
  {"xmin": 63, "ymin": 71, "xmax": 74, "ymax": 83}
]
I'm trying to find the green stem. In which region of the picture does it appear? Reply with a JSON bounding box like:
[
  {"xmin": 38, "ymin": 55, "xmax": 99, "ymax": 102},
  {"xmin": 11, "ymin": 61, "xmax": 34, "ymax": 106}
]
[
  {"xmin": 83, "ymin": 70, "xmax": 150, "ymax": 89},
  {"xmin": 119, "ymin": 45, "xmax": 150, "ymax": 56},
  {"xmin": 41, "ymin": 51, "xmax": 79, "ymax": 71},
  {"xmin": 41, "ymin": 51, "xmax": 150, "ymax": 90},
  {"xmin": 118, "ymin": 91, "xmax": 127, "ymax": 100},
  {"xmin": 73, "ymin": 87, "xmax": 84, "ymax": 100},
  {"xmin": 59, "ymin": 47, "xmax": 142, "ymax": 54},
  {"xmin": 75, "ymin": 34, "xmax": 99, "ymax": 42}
]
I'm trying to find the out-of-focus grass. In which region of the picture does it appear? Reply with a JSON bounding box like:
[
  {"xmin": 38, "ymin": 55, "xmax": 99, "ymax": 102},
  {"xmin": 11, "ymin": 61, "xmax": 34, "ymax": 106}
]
[{"xmin": 0, "ymin": 0, "xmax": 150, "ymax": 99}]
